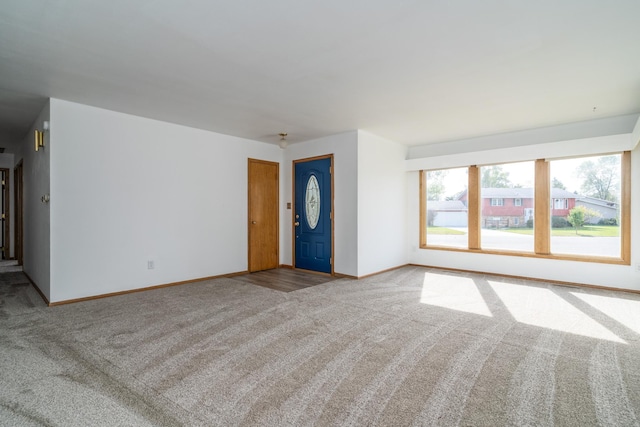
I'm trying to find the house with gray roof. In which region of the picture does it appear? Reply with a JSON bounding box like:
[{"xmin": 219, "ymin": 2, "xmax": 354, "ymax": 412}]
[
  {"xmin": 457, "ymin": 187, "xmax": 580, "ymax": 228},
  {"xmin": 576, "ymin": 196, "xmax": 619, "ymax": 224},
  {"xmin": 426, "ymin": 200, "xmax": 468, "ymax": 227}
]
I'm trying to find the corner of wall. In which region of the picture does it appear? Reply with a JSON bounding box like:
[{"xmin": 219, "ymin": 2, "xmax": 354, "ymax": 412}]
[
  {"xmin": 631, "ymin": 115, "xmax": 640, "ymax": 150},
  {"xmin": 356, "ymin": 130, "xmax": 409, "ymax": 277},
  {"xmin": 18, "ymin": 99, "xmax": 51, "ymax": 301}
]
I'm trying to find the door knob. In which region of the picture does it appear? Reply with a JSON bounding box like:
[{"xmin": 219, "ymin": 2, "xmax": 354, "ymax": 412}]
[
  {"xmin": 294, "ymin": 222, "xmax": 300, "ymax": 226},
  {"xmin": 251, "ymin": 221, "xmax": 257, "ymax": 224}
]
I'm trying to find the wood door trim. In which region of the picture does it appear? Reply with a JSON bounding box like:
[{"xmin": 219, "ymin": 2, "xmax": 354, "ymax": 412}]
[
  {"xmin": 248, "ymin": 158, "xmax": 279, "ymax": 272},
  {"xmin": 292, "ymin": 154, "xmax": 335, "ymax": 276},
  {"xmin": 13, "ymin": 160, "xmax": 23, "ymax": 265},
  {"xmin": 0, "ymin": 168, "xmax": 9, "ymax": 260}
]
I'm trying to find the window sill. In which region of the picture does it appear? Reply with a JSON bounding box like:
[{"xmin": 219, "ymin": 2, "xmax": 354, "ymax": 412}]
[{"xmin": 420, "ymin": 244, "xmax": 629, "ymax": 266}]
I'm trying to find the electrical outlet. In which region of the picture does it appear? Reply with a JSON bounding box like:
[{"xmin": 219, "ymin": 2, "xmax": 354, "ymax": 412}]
[{"xmin": 147, "ymin": 260, "xmax": 155, "ymax": 270}]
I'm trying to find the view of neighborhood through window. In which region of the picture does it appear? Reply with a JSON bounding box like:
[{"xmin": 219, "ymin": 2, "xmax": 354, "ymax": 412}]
[
  {"xmin": 479, "ymin": 161, "xmax": 535, "ymax": 252},
  {"xmin": 425, "ymin": 167, "xmax": 468, "ymax": 248},
  {"xmin": 422, "ymin": 152, "xmax": 628, "ymax": 263},
  {"xmin": 549, "ymin": 154, "xmax": 621, "ymax": 258}
]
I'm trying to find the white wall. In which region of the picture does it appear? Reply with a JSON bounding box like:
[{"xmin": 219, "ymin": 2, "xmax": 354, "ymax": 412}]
[
  {"xmin": 282, "ymin": 132, "xmax": 358, "ymax": 277},
  {"xmin": 408, "ymin": 126, "xmax": 640, "ymax": 292},
  {"xmin": 41, "ymin": 99, "xmax": 640, "ymax": 301},
  {"xmin": 408, "ymin": 114, "xmax": 639, "ymax": 159},
  {"xmin": 15, "ymin": 101, "xmax": 50, "ymax": 298},
  {"xmin": 50, "ymin": 99, "xmax": 281, "ymax": 302},
  {"xmin": 406, "ymin": 134, "xmax": 633, "ymax": 172},
  {"xmin": 357, "ymin": 131, "xmax": 408, "ymax": 277}
]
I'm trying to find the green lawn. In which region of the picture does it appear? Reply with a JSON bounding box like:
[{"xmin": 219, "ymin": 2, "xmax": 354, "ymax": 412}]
[
  {"xmin": 503, "ymin": 225, "xmax": 620, "ymax": 237},
  {"xmin": 427, "ymin": 227, "xmax": 466, "ymax": 235}
]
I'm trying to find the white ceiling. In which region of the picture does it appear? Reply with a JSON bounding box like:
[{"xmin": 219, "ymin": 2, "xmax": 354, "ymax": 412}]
[{"xmin": 1, "ymin": 0, "xmax": 639, "ymax": 148}]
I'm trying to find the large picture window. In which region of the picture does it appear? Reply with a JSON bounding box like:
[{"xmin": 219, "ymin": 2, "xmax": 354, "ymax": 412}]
[
  {"xmin": 480, "ymin": 161, "xmax": 534, "ymax": 252},
  {"xmin": 420, "ymin": 152, "xmax": 630, "ymax": 265},
  {"xmin": 422, "ymin": 167, "xmax": 468, "ymax": 249},
  {"xmin": 549, "ymin": 154, "xmax": 622, "ymax": 258}
]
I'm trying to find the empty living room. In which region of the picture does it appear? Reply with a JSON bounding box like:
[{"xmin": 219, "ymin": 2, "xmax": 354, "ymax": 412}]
[{"xmin": 1, "ymin": 1, "xmax": 639, "ymax": 426}]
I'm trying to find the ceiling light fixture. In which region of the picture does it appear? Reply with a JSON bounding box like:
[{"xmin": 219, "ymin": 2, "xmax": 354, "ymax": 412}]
[{"xmin": 279, "ymin": 132, "xmax": 288, "ymax": 149}]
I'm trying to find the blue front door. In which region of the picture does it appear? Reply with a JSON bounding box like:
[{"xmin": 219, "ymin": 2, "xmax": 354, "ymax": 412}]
[{"xmin": 294, "ymin": 157, "xmax": 332, "ymax": 273}]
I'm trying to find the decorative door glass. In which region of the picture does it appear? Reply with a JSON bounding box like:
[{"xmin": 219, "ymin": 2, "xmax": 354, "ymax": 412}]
[{"xmin": 305, "ymin": 175, "xmax": 320, "ymax": 229}]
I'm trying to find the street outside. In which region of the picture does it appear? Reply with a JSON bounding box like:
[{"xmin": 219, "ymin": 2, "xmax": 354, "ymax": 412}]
[{"xmin": 426, "ymin": 227, "xmax": 621, "ymax": 257}]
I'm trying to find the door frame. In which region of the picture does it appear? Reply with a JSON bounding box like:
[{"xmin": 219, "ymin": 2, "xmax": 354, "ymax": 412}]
[
  {"xmin": 14, "ymin": 160, "xmax": 23, "ymax": 265},
  {"xmin": 292, "ymin": 154, "xmax": 334, "ymax": 275},
  {"xmin": 248, "ymin": 158, "xmax": 280, "ymax": 272},
  {"xmin": 0, "ymin": 168, "xmax": 9, "ymax": 260}
]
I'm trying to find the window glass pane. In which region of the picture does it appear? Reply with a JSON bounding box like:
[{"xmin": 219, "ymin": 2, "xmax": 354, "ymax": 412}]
[
  {"xmin": 425, "ymin": 167, "xmax": 468, "ymax": 248},
  {"xmin": 480, "ymin": 162, "xmax": 534, "ymax": 252},
  {"xmin": 305, "ymin": 175, "xmax": 320, "ymax": 229},
  {"xmin": 550, "ymin": 154, "xmax": 621, "ymax": 257}
]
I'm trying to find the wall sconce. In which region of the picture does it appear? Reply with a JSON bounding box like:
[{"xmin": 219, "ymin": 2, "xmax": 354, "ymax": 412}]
[
  {"xmin": 34, "ymin": 129, "xmax": 44, "ymax": 151},
  {"xmin": 34, "ymin": 120, "xmax": 49, "ymax": 152}
]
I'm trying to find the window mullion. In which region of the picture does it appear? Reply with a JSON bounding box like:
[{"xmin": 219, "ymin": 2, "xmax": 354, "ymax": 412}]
[
  {"xmin": 534, "ymin": 159, "xmax": 550, "ymax": 254},
  {"xmin": 419, "ymin": 170, "xmax": 426, "ymax": 247},
  {"xmin": 621, "ymin": 151, "xmax": 631, "ymax": 263},
  {"xmin": 468, "ymin": 166, "xmax": 481, "ymax": 250}
]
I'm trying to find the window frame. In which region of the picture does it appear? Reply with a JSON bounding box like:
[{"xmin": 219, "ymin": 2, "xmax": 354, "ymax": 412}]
[
  {"xmin": 419, "ymin": 152, "xmax": 631, "ymax": 265},
  {"xmin": 514, "ymin": 198, "xmax": 522, "ymax": 206},
  {"xmin": 421, "ymin": 166, "xmax": 471, "ymax": 250},
  {"xmin": 490, "ymin": 198, "xmax": 504, "ymax": 206}
]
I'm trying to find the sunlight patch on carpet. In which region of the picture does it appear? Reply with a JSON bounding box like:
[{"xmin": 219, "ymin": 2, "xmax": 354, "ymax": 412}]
[
  {"xmin": 488, "ymin": 281, "xmax": 626, "ymax": 344},
  {"xmin": 571, "ymin": 292, "xmax": 640, "ymax": 336},
  {"xmin": 420, "ymin": 273, "xmax": 493, "ymax": 317}
]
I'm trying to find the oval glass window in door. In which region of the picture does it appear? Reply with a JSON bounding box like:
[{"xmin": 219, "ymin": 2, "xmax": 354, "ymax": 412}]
[{"xmin": 305, "ymin": 175, "xmax": 320, "ymax": 229}]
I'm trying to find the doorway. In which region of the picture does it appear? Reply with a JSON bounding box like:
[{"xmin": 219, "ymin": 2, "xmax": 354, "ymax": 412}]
[
  {"xmin": 14, "ymin": 161, "xmax": 23, "ymax": 265},
  {"xmin": 293, "ymin": 155, "xmax": 333, "ymax": 274},
  {"xmin": 248, "ymin": 159, "xmax": 279, "ymax": 272},
  {"xmin": 0, "ymin": 168, "xmax": 9, "ymax": 260}
]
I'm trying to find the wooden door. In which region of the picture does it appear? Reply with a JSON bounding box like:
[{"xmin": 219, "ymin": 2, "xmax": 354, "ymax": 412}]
[{"xmin": 248, "ymin": 159, "xmax": 279, "ymax": 272}]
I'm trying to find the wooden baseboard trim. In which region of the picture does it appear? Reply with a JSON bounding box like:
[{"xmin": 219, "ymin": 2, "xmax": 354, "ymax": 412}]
[
  {"xmin": 334, "ymin": 272, "xmax": 357, "ymax": 279},
  {"xmin": 48, "ymin": 270, "xmax": 249, "ymax": 306},
  {"xmin": 279, "ymin": 264, "xmax": 293, "ymax": 269},
  {"xmin": 331, "ymin": 264, "xmax": 411, "ymax": 280},
  {"xmin": 357, "ymin": 264, "xmax": 410, "ymax": 280},
  {"xmin": 409, "ymin": 263, "xmax": 640, "ymax": 295},
  {"xmin": 24, "ymin": 271, "xmax": 50, "ymax": 306}
]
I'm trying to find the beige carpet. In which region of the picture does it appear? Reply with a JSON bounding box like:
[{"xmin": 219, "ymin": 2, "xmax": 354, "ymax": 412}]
[{"xmin": 1, "ymin": 267, "xmax": 639, "ymax": 426}]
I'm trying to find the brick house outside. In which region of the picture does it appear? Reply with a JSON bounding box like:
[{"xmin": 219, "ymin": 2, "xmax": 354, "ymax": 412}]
[{"xmin": 458, "ymin": 188, "xmax": 578, "ymax": 228}]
